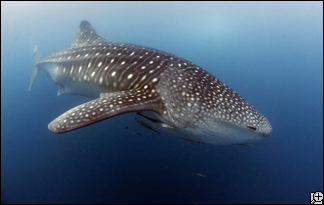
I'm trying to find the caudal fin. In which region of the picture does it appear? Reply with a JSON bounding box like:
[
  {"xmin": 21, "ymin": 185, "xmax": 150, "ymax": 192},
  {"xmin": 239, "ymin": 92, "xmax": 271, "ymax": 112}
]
[{"xmin": 29, "ymin": 45, "xmax": 41, "ymax": 91}]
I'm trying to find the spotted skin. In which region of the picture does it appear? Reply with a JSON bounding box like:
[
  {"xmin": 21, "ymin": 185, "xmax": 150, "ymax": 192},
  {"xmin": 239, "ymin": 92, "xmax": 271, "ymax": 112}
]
[{"xmin": 30, "ymin": 21, "xmax": 272, "ymax": 145}]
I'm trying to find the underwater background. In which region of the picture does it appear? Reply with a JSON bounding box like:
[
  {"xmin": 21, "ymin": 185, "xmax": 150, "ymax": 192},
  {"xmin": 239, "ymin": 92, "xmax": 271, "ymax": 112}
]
[{"xmin": 1, "ymin": 2, "xmax": 323, "ymax": 204}]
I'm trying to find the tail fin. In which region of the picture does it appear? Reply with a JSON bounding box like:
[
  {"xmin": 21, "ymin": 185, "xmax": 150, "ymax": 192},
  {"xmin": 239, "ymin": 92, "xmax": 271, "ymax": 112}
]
[{"xmin": 29, "ymin": 46, "xmax": 41, "ymax": 91}]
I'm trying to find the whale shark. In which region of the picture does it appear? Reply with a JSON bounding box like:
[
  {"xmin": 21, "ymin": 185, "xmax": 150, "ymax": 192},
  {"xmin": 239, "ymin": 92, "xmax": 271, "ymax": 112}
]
[{"xmin": 29, "ymin": 20, "xmax": 272, "ymax": 145}]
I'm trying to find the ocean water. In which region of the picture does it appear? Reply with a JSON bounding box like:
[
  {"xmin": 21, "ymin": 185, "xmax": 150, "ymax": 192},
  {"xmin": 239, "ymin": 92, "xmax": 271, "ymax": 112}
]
[{"xmin": 1, "ymin": 2, "xmax": 323, "ymax": 204}]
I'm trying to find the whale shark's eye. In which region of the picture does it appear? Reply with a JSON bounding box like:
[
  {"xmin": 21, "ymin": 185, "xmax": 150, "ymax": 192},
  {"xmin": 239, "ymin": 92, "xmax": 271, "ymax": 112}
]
[{"xmin": 247, "ymin": 126, "xmax": 257, "ymax": 131}]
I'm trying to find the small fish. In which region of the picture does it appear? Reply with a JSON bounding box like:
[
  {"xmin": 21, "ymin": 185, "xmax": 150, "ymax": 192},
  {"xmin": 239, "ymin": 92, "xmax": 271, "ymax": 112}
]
[
  {"xmin": 136, "ymin": 119, "xmax": 161, "ymax": 135},
  {"xmin": 136, "ymin": 112, "xmax": 172, "ymax": 128},
  {"xmin": 125, "ymin": 126, "xmax": 142, "ymax": 137},
  {"xmin": 192, "ymin": 172, "xmax": 207, "ymax": 177},
  {"xmin": 181, "ymin": 137, "xmax": 204, "ymax": 144},
  {"xmin": 234, "ymin": 143, "xmax": 252, "ymax": 147}
]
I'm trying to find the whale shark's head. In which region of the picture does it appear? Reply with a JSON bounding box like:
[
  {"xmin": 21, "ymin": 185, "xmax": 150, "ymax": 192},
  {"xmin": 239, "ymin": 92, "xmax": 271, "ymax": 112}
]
[{"xmin": 156, "ymin": 66, "xmax": 272, "ymax": 145}]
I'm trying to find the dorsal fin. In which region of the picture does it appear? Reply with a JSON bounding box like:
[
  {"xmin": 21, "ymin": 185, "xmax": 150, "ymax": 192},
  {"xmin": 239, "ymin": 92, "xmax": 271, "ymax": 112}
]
[{"xmin": 71, "ymin": 20, "xmax": 110, "ymax": 48}]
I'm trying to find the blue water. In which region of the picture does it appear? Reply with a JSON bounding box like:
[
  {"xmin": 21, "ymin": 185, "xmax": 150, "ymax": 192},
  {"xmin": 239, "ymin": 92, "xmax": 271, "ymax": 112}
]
[{"xmin": 1, "ymin": 2, "xmax": 323, "ymax": 204}]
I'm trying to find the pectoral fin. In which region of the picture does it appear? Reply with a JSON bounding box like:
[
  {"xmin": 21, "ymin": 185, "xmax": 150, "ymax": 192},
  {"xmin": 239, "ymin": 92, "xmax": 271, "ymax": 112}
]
[{"xmin": 48, "ymin": 89, "xmax": 161, "ymax": 133}]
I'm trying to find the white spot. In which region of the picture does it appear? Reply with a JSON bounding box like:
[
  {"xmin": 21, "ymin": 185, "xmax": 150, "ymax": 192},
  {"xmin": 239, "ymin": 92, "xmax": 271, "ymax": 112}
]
[
  {"xmin": 111, "ymin": 59, "xmax": 114, "ymax": 63},
  {"xmin": 85, "ymin": 54, "xmax": 88, "ymax": 57},
  {"xmin": 78, "ymin": 66, "xmax": 82, "ymax": 73},
  {"xmin": 141, "ymin": 66, "xmax": 146, "ymax": 69},
  {"xmin": 130, "ymin": 52, "xmax": 135, "ymax": 56},
  {"xmin": 149, "ymin": 61, "xmax": 153, "ymax": 64},
  {"xmin": 99, "ymin": 77, "xmax": 103, "ymax": 84},
  {"xmin": 187, "ymin": 102, "xmax": 192, "ymax": 107},
  {"xmin": 91, "ymin": 71, "xmax": 96, "ymax": 77},
  {"xmin": 152, "ymin": 78, "xmax": 158, "ymax": 82},
  {"xmin": 106, "ymin": 52, "xmax": 110, "ymax": 55},
  {"xmin": 84, "ymin": 75, "xmax": 87, "ymax": 80},
  {"xmin": 111, "ymin": 71, "xmax": 116, "ymax": 77},
  {"xmin": 63, "ymin": 68, "xmax": 66, "ymax": 73},
  {"xmin": 121, "ymin": 61, "xmax": 125, "ymax": 65},
  {"xmin": 144, "ymin": 85, "xmax": 148, "ymax": 89},
  {"xmin": 88, "ymin": 62, "xmax": 91, "ymax": 68},
  {"xmin": 110, "ymin": 104, "xmax": 114, "ymax": 108},
  {"xmin": 98, "ymin": 62, "xmax": 102, "ymax": 67},
  {"xmin": 141, "ymin": 75, "xmax": 146, "ymax": 81},
  {"xmin": 127, "ymin": 74, "xmax": 133, "ymax": 79},
  {"xmin": 95, "ymin": 53, "xmax": 99, "ymax": 56},
  {"xmin": 104, "ymin": 66, "xmax": 109, "ymax": 71},
  {"xmin": 68, "ymin": 56, "xmax": 71, "ymax": 60}
]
